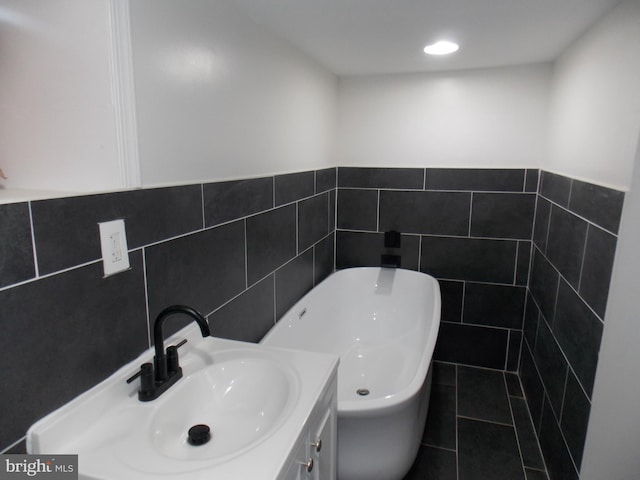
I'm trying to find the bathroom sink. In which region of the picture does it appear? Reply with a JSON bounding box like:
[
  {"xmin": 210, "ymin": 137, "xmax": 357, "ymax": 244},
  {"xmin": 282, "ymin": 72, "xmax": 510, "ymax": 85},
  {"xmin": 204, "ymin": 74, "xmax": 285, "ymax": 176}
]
[
  {"xmin": 111, "ymin": 353, "xmax": 299, "ymax": 475},
  {"xmin": 27, "ymin": 328, "xmax": 338, "ymax": 479},
  {"xmin": 147, "ymin": 356, "xmax": 295, "ymax": 462}
]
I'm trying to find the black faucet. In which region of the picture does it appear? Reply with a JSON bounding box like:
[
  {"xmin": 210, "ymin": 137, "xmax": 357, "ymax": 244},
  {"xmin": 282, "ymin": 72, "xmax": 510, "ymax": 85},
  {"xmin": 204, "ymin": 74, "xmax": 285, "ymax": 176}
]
[{"xmin": 127, "ymin": 305, "xmax": 211, "ymax": 401}]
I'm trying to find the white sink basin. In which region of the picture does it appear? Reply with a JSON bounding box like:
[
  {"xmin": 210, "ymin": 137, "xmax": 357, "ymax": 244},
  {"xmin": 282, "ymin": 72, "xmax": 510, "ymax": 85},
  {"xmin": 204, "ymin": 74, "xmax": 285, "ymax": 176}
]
[
  {"xmin": 27, "ymin": 327, "xmax": 338, "ymax": 480},
  {"xmin": 148, "ymin": 356, "xmax": 295, "ymax": 462}
]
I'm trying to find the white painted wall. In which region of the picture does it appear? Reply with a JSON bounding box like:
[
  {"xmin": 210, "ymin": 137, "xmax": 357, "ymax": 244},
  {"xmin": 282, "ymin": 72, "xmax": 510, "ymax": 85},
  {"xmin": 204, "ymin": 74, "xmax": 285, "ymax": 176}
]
[
  {"xmin": 334, "ymin": 64, "xmax": 552, "ymax": 168},
  {"xmin": 559, "ymin": 3, "xmax": 640, "ymax": 477},
  {"xmin": 0, "ymin": 0, "xmax": 122, "ymax": 194},
  {"xmin": 545, "ymin": 0, "xmax": 640, "ymax": 191},
  {"xmin": 581, "ymin": 131, "xmax": 640, "ymax": 480},
  {"xmin": 130, "ymin": 0, "xmax": 336, "ymax": 187}
]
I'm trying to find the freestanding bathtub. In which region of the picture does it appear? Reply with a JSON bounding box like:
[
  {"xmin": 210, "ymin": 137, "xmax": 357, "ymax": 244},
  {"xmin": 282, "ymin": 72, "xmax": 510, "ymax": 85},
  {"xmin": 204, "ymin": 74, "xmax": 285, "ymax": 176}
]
[{"xmin": 261, "ymin": 267, "xmax": 441, "ymax": 480}]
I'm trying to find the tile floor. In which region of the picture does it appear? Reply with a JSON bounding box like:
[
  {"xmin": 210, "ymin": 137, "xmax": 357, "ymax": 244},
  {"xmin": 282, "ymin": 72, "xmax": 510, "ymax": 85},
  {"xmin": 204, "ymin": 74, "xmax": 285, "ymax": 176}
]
[{"xmin": 404, "ymin": 362, "xmax": 549, "ymax": 480}]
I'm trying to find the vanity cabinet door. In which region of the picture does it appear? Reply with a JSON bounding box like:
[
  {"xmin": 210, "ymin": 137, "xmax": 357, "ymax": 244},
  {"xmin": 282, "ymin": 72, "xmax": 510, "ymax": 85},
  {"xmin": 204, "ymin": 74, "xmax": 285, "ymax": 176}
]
[
  {"xmin": 278, "ymin": 369, "xmax": 337, "ymax": 480},
  {"xmin": 281, "ymin": 440, "xmax": 306, "ymax": 480},
  {"xmin": 310, "ymin": 406, "xmax": 336, "ymax": 480}
]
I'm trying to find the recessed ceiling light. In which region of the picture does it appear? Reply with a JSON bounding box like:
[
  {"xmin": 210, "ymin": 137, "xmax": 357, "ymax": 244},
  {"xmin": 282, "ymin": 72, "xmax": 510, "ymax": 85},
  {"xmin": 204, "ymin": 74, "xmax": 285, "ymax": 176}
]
[{"xmin": 423, "ymin": 41, "xmax": 459, "ymax": 55}]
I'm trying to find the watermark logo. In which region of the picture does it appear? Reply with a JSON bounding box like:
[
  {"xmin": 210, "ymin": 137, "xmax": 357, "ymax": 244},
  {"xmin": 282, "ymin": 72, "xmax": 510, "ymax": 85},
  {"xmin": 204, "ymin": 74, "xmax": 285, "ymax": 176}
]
[{"xmin": 0, "ymin": 455, "xmax": 77, "ymax": 479}]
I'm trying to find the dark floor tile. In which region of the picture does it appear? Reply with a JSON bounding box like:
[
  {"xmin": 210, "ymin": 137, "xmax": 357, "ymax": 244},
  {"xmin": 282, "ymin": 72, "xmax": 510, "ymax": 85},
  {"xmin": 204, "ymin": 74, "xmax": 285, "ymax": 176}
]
[
  {"xmin": 404, "ymin": 446, "xmax": 457, "ymax": 480},
  {"xmin": 458, "ymin": 366, "xmax": 512, "ymax": 424},
  {"xmin": 470, "ymin": 193, "xmax": 535, "ymax": 239},
  {"xmin": 458, "ymin": 418, "xmax": 526, "ymax": 480},
  {"xmin": 338, "ymin": 167, "xmax": 424, "ymax": 189},
  {"xmin": 434, "ymin": 323, "xmax": 508, "ymax": 370},
  {"xmin": 506, "ymin": 372, "xmax": 524, "ymax": 398},
  {"xmin": 511, "ymin": 396, "xmax": 546, "ymax": 470},
  {"xmin": 525, "ymin": 468, "xmax": 549, "ymax": 480},
  {"xmin": 423, "ymin": 384, "xmax": 457, "ymax": 450}
]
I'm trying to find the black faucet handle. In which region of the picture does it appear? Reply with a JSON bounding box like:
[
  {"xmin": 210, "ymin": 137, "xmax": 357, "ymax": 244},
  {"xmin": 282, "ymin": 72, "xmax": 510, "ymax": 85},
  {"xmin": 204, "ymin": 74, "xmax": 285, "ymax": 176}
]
[
  {"xmin": 126, "ymin": 362, "xmax": 154, "ymax": 396},
  {"xmin": 173, "ymin": 338, "xmax": 188, "ymax": 349},
  {"xmin": 166, "ymin": 339, "xmax": 188, "ymax": 374}
]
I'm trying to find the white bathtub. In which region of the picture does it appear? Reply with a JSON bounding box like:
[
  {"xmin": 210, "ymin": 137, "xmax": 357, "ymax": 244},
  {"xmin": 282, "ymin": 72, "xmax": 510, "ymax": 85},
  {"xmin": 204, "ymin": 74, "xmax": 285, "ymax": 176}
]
[{"xmin": 261, "ymin": 267, "xmax": 441, "ymax": 480}]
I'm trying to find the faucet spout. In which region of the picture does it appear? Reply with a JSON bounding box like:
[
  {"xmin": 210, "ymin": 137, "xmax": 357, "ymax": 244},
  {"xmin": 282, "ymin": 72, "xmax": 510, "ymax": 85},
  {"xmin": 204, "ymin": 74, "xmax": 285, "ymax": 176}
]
[
  {"xmin": 153, "ymin": 305, "xmax": 210, "ymax": 383},
  {"xmin": 153, "ymin": 305, "xmax": 210, "ymax": 360},
  {"xmin": 128, "ymin": 305, "xmax": 210, "ymax": 401}
]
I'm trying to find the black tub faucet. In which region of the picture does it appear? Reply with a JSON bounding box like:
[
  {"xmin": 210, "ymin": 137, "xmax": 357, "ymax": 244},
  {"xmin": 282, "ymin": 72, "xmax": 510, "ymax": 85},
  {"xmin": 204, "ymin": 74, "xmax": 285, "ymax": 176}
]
[{"xmin": 127, "ymin": 305, "xmax": 211, "ymax": 401}]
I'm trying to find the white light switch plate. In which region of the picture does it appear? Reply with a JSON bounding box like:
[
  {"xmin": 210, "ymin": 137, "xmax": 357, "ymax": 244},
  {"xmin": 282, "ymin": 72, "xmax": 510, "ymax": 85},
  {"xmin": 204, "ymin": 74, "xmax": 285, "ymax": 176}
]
[{"xmin": 98, "ymin": 219, "xmax": 130, "ymax": 276}]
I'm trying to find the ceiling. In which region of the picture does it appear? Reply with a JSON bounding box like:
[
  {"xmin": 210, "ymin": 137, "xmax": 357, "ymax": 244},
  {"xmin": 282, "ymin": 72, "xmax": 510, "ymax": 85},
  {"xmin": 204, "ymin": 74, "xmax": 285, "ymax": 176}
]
[{"xmin": 232, "ymin": 0, "xmax": 621, "ymax": 75}]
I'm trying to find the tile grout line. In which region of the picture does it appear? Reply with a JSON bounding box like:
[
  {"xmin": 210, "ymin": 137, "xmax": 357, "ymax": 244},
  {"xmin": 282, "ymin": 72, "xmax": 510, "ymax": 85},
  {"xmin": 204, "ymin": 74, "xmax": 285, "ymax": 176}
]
[
  {"xmin": 468, "ymin": 191, "xmax": 473, "ymax": 237},
  {"xmin": 576, "ymin": 223, "xmax": 590, "ymax": 293},
  {"xmin": 141, "ymin": 247, "xmax": 152, "ymax": 348},
  {"xmin": 538, "ymin": 191, "xmax": 620, "ymax": 238},
  {"xmin": 244, "ymin": 219, "xmax": 249, "ymax": 289},
  {"xmin": 513, "ymin": 373, "xmax": 549, "ymax": 478},
  {"xmin": 27, "ymin": 201, "xmax": 40, "ymax": 279},
  {"xmin": 376, "ymin": 189, "xmax": 380, "ymax": 232},
  {"xmin": 504, "ymin": 372, "xmax": 529, "ymax": 478},
  {"xmin": 513, "ymin": 240, "xmax": 520, "ymax": 286},
  {"xmin": 505, "ymin": 329, "xmax": 512, "ymax": 371}
]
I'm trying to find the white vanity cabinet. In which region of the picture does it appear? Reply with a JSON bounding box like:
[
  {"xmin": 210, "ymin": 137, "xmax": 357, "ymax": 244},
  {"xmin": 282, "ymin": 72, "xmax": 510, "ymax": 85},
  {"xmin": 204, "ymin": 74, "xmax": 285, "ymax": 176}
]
[
  {"xmin": 280, "ymin": 370, "xmax": 337, "ymax": 480},
  {"xmin": 27, "ymin": 332, "xmax": 340, "ymax": 480}
]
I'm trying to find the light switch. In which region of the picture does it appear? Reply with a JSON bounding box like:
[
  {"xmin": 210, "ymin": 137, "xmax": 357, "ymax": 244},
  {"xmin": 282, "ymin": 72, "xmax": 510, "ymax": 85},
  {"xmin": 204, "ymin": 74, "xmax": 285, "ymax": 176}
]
[{"xmin": 98, "ymin": 219, "xmax": 131, "ymax": 276}]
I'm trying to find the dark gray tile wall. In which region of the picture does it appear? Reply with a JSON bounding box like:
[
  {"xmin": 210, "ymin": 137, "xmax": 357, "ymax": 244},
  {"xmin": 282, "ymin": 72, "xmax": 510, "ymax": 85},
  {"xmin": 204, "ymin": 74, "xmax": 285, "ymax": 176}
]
[
  {"xmin": 1, "ymin": 165, "xmax": 622, "ymax": 480},
  {"xmin": 0, "ymin": 167, "xmax": 336, "ymax": 453},
  {"xmin": 520, "ymin": 170, "xmax": 623, "ymax": 480},
  {"xmin": 336, "ymin": 167, "xmax": 537, "ymax": 371}
]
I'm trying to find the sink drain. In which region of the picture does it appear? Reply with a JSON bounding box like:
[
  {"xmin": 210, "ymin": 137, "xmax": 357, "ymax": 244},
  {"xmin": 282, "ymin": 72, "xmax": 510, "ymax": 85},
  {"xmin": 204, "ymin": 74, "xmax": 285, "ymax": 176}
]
[
  {"xmin": 188, "ymin": 424, "xmax": 211, "ymax": 446},
  {"xmin": 356, "ymin": 388, "xmax": 370, "ymax": 396}
]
